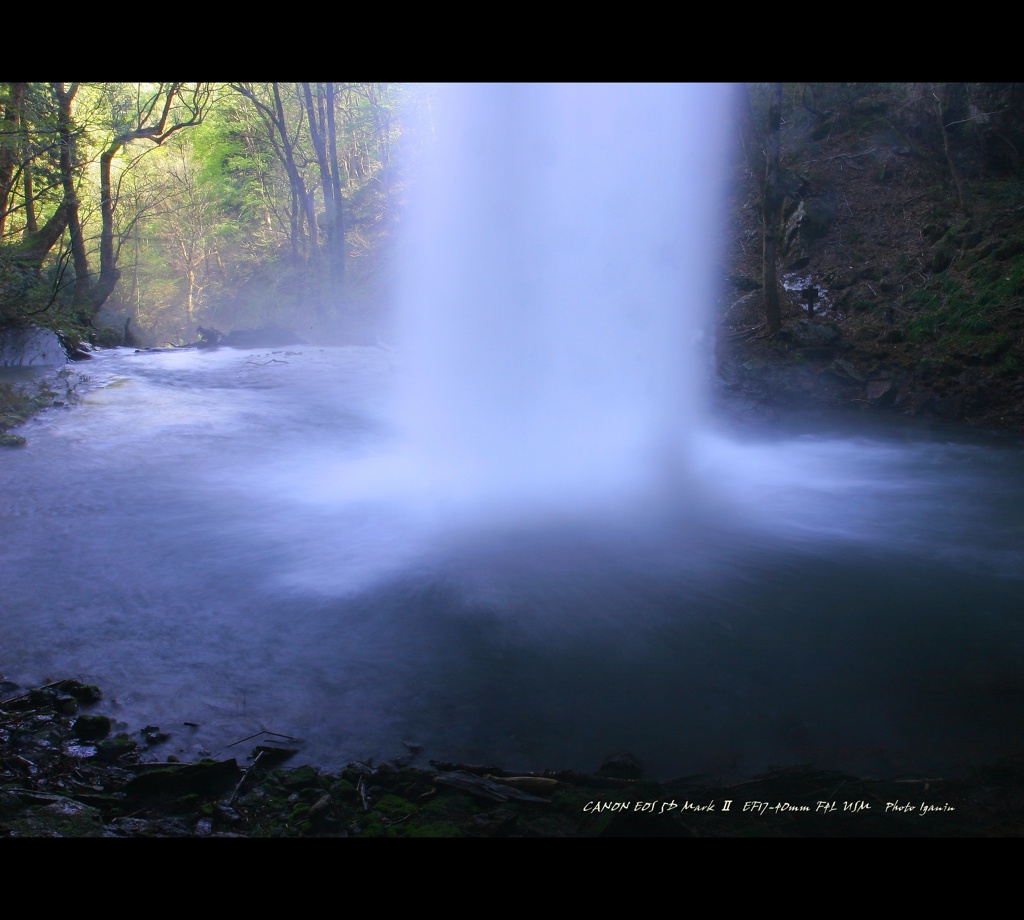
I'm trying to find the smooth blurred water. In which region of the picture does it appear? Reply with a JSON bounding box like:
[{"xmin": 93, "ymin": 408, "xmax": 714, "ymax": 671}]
[
  {"xmin": 2, "ymin": 344, "xmax": 1023, "ymax": 782},
  {"xmin": 390, "ymin": 83, "xmax": 731, "ymax": 517}
]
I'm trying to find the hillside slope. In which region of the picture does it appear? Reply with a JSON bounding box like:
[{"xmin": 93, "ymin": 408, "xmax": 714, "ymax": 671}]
[{"xmin": 717, "ymin": 83, "xmax": 1024, "ymax": 436}]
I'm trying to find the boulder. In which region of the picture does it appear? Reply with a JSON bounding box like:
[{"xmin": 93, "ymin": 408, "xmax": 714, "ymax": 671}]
[{"xmin": 0, "ymin": 326, "xmax": 69, "ymax": 367}]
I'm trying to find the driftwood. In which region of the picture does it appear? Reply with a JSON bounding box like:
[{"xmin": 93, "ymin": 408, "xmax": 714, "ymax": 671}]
[
  {"xmin": 227, "ymin": 750, "xmax": 264, "ymax": 806},
  {"xmin": 433, "ymin": 770, "xmax": 552, "ymax": 804}
]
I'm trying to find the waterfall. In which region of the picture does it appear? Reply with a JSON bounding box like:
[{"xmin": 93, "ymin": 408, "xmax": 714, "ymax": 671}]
[{"xmin": 389, "ymin": 83, "xmax": 733, "ymax": 521}]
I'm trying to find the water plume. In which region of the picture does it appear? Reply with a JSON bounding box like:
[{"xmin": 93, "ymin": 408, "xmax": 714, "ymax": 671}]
[{"xmin": 388, "ymin": 82, "xmax": 734, "ymax": 524}]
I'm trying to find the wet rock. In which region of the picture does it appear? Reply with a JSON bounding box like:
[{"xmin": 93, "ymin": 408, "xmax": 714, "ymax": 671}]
[
  {"xmin": 95, "ymin": 734, "xmax": 139, "ymax": 763},
  {"xmin": 250, "ymin": 744, "xmax": 298, "ymax": 766},
  {"xmin": 66, "ymin": 682, "xmax": 102, "ymax": 704},
  {"xmin": 598, "ymin": 751, "xmax": 644, "ymax": 780},
  {"xmin": 786, "ymin": 319, "xmax": 843, "ymax": 349},
  {"xmin": 0, "ymin": 326, "xmax": 69, "ymax": 367},
  {"xmin": 108, "ymin": 815, "xmax": 193, "ymax": 837},
  {"xmin": 123, "ymin": 758, "xmax": 243, "ymax": 795},
  {"xmin": 825, "ymin": 359, "xmax": 865, "ymax": 383},
  {"xmin": 782, "ymin": 196, "xmax": 837, "ymax": 260},
  {"xmin": 275, "ymin": 764, "xmax": 321, "ymax": 791},
  {"xmin": 3, "ymin": 794, "xmax": 109, "ymax": 837},
  {"xmin": 141, "ymin": 726, "xmax": 169, "ymax": 745},
  {"xmin": 866, "ymin": 378, "xmax": 898, "ymax": 405},
  {"xmin": 72, "ymin": 714, "xmax": 112, "ymax": 741}
]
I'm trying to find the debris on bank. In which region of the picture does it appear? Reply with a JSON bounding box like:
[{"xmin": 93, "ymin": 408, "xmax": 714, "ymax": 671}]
[{"xmin": 2, "ymin": 677, "xmax": 1022, "ymax": 837}]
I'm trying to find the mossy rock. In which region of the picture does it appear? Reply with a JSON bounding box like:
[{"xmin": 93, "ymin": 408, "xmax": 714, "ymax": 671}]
[
  {"xmin": 95, "ymin": 734, "xmax": 138, "ymax": 763},
  {"xmin": 274, "ymin": 764, "xmax": 321, "ymax": 791},
  {"xmin": 72, "ymin": 714, "xmax": 112, "ymax": 741},
  {"xmin": 66, "ymin": 681, "xmax": 102, "ymax": 704},
  {"xmin": 28, "ymin": 688, "xmax": 59, "ymax": 707}
]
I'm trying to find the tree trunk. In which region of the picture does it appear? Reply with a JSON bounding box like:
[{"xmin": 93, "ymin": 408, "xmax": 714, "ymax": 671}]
[
  {"xmin": 302, "ymin": 81, "xmax": 346, "ymax": 309},
  {"xmin": 733, "ymin": 82, "xmax": 764, "ymax": 181},
  {"xmin": 0, "ymin": 82, "xmax": 28, "ymax": 239},
  {"xmin": 325, "ymin": 81, "xmax": 344, "ymax": 285},
  {"xmin": 23, "ymin": 157, "xmax": 37, "ymax": 233},
  {"xmin": 53, "ymin": 83, "xmax": 93, "ymax": 315},
  {"xmin": 92, "ymin": 144, "xmax": 124, "ymax": 309},
  {"xmin": 933, "ymin": 82, "xmax": 972, "ymax": 217},
  {"xmin": 272, "ymin": 83, "xmax": 316, "ymax": 261},
  {"xmin": 762, "ymin": 82, "xmax": 783, "ymax": 335}
]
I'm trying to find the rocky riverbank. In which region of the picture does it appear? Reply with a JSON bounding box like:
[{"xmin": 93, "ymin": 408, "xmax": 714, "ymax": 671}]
[{"xmin": 3, "ymin": 677, "xmax": 1023, "ymax": 837}]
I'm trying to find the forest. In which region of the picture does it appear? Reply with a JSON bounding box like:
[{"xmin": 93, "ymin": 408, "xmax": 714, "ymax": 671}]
[{"xmin": 0, "ymin": 82, "xmax": 425, "ymax": 350}]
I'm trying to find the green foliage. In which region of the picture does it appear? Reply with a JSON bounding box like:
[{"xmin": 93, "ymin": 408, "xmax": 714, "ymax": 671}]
[
  {"xmin": 0, "ymin": 368, "xmax": 86, "ymax": 442},
  {"xmin": 998, "ymin": 260, "xmax": 1024, "ymax": 297},
  {"xmin": 968, "ymin": 261, "xmax": 1002, "ymax": 285},
  {"xmin": 904, "ymin": 269, "xmax": 1001, "ymax": 344},
  {"xmin": 1, "ymin": 81, "xmax": 421, "ymax": 345},
  {"xmin": 190, "ymin": 103, "xmax": 273, "ymax": 233},
  {"xmin": 1, "ymin": 381, "xmax": 50, "ymax": 430},
  {"xmin": 906, "ymin": 313, "xmax": 940, "ymax": 341},
  {"xmin": 999, "ymin": 350, "xmax": 1022, "ymax": 375},
  {"xmin": 904, "ymin": 289, "xmax": 942, "ymax": 310}
]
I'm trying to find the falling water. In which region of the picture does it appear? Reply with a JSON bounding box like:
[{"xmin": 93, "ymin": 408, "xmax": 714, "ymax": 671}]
[{"xmin": 390, "ymin": 83, "xmax": 732, "ymax": 519}]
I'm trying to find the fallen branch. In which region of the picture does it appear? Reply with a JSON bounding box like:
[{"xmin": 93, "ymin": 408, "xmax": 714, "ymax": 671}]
[
  {"xmin": 227, "ymin": 750, "xmax": 263, "ymax": 806},
  {"xmin": 0, "ymin": 678, "xmax": 80, "ymax": 708},
  {"xmin": 226, "ymin": 729, "xmax": 301, "ymax": 748},
  {"xmin": 434, "ymin": 770, "xmax": 552, "ymax": 804}
]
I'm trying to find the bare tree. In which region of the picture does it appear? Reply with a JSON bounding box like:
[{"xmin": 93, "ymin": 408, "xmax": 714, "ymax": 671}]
[
  {"xmin": 933, "ymin": 82, "xmax": 972, "ymax": 218},
  {"xmin": 232, "ymin": 83, "xmax": 317, "ymax": 264},
  {"xmin": 301, "ymin": 82, "xmax": 345, "ymax": 283},
  {"xmin": 2, "ymin": 82, "xmax": 74, "ymax": 271},
  {"xmin": 53, "ymin": 82, "xmax": 213, "ymax": 319},
  {"xmin": 0, "ymin": 82, "xmax": 29, "ymax": 239},
  {"xmin": 93, "ymin": 83, "xmax": 213, "ymax": 314}
]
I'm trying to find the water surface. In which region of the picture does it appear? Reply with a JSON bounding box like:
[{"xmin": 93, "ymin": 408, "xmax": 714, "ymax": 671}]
[{"xmin": 2, "ymin": 345, "xmax": 1022, "ymax": 782}]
